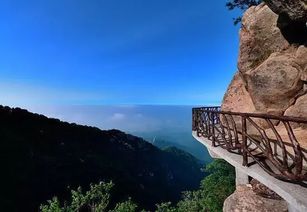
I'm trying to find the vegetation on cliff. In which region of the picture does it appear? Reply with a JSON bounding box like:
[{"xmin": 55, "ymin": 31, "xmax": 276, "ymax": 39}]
[
  {"xmin": 1, "ymin": 105, "xmax": 235, "ymax": 211},
  {"xmin": 226, "ymin": 0, "xmax": 262, "ymax": 24},
  {"xmin": 0, "ymin": 105, "xmax": 203, "ymax": 211},
  {"xmin": 40, "ymin": 159, "xmax": 235, "ymax": 212}
]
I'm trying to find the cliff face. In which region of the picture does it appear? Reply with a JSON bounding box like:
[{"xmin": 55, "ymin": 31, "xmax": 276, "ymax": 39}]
[
  {"xmin": 264, "ymin": 0, "xmax": 307, "ymax": 22},
  {"xmin": 222, "ymin": 3, "xmax": 307, "ymax": 121}
]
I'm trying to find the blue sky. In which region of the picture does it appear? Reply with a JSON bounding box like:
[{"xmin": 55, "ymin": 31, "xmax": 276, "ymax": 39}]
[{"xmin": 0, "ymin": 0, "xmax": 241, "ymax": 106}]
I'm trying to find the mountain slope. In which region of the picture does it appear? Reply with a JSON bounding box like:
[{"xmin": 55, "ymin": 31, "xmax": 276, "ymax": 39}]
[
  {"xmin": 0, "ymin": 106, "xmax": 204, "ymax": 211},
  {"xmin": 134, "ymin": 131, "xmax": 212, "ymax": 163}
]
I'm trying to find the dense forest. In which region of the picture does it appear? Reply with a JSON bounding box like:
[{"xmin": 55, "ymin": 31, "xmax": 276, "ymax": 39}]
[
  {"xmin": 0, "ymin": 105, "xmax": 204, "ymax": 211},
  {"xmin": 0, "ymin": 105, "xmax": 235, "ymax": 211},
  {"xmin": 40, "ymin": 159, "xmax": 235, "ymax": 212}
]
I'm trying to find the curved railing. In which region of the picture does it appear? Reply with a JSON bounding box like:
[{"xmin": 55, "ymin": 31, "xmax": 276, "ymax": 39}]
[{"xmin": 192, "ymin": 107, "xmax": 307, "ymax": 186}]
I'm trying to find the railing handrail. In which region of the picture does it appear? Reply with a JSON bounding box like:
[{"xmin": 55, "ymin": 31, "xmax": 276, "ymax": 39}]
[
  {"xmin": 192, "ymin": 106, "xmax": 307, "ymax": 185},
  {"xmin": 193, "ymin": 107, "xmax": 307, "ymax": 124}
]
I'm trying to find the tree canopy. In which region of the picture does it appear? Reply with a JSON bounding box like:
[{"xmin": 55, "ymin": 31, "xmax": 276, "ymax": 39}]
[
  {"xmin": 226, "ymin": 0, "xmax": 262, "ymax": 24},
  {"xmin": 40, "ymin": 159, "xmax": 235, "ymax": 212}
]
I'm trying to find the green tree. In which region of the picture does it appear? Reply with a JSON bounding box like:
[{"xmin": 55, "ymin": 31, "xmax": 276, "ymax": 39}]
[
  {"xmin": 226, "ymin": 0, "xmax": 262, "ymax": 24},
  {"xmin": 176, "ymin": 159, "xmax": 235, "ymax": 212},
  {"xmin": 40, "ymin": 181, "xmax": 115, "ymax": 212},
  {"xmin": 41, "ymin": 160, "xmax": 235, "ymax": 212},
  {"xmin": 155, "ymin": 202, "xmax": 177, "ymax": 212},
  {"xmin": 176, "ymin": 191, "xmax": 203, "ymax": 212},
  {"xmin": 111, "ymin": 198, "xmax": 138, "ymax": 212},
  {"xmin": 40, "ymin": 197, "xmax": 63, "ymax": 212},
  {"xmin": 199, "ymin": 159, "xmax": 235, "ymax": 211}
]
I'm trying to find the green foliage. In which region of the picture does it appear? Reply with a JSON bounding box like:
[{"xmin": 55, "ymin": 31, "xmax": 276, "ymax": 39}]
[
  {"xmin": 40, "ymin": 159, "xmax": 235, "ymax": 212},
  {"xmin": 111, "ymin": 198, "xmax": 138, "ymax": 212},
  {"xmin": 40, "ymin": 160, "xmax": 235, "ymax": 212},
  {"xmin": 70, "ymin": 181, "xmax": 113, "ymax": 211},
  {"xmin": 143, "ymin": 159, "xmax": 235, "ymax": 212},
  {"xmin": 176, "ymin": 191, "xmax": 203, "ymax": 212},
  {"xmin": 0, "ymin": 105, "xmax": 203, "ymax": 211},
  {"xmin": 176, "ymin": 159, "xmax": 235, "ymax": 212},
  {"xmin": 40, "ymin": 197, "xmax": 63, "ymax": 212},
  {"xmin": 226, "ymin": 0, "xmax": 262, "ymax": 25},
  {"xmin": 40, "ymin": 181, "xmax": 114, "ymax": 212},
  {"xmin": 155, "ymin": 202, "xmax": 176, "ymax": 212},
  {"xmin": 226, "ymin": 0, "xmax": 262, "ymax": 10}
]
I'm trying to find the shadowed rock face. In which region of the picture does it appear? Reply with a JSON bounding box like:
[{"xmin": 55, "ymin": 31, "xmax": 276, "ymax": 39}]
[
  {"xmin": 264, "ymin": 0, "xmax": 307, "ymax": 22},
  {"xmin": 277, "ymin": 16, "xmax": 307, "ymax": 45},
  {"xmin": 264, "ymin": 0, "xmax": 307, "ymax": 44},
  {"xmin": 222, "ymin": 3, "xmax": 307, "ymax": 127}
]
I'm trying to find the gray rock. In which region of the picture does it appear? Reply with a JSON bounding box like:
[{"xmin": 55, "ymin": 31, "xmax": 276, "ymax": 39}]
[
  {"xmin": 284, "ymin": 94, "xmax": 307, "ymax": 128},
  {"xmin": 245, "ymin": 51, "xmax": 304, "ymax": 114},
  {"xmin": 264, "ymin": 0, "xmax": 307, "ymax": 22},
  {"xmin": 222, "ymin": 3, "xmax": 307, "ymax": 129},
  {"xmin": 223, "ymin": 185, "xmax": 288, "ymax": 212},
  {"xmin": 238, "ymin": 3, "xmax": 289, "ymax": 74},
  {"xmin": 222, "ymin": 72, "xmax": 255, "ymax": 113}
]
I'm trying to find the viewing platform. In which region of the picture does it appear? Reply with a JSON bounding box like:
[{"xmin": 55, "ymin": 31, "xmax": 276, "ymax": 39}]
[{"xmin": 192, "ymin": 107, "xmax": 307, "ymax": 212}]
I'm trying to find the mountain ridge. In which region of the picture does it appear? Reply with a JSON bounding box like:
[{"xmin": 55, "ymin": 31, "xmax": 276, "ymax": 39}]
[{"xmin": 0, "ymin": 105, "xmax": 204, "ymax": 211}]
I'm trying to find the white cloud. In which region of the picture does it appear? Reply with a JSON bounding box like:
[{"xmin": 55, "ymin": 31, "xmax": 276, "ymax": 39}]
[{"xmin": 110, "ymin": 113, "xmax": 126, "ymax": 121}]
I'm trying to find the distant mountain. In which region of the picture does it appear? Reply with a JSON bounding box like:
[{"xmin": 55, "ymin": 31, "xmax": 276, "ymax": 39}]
[
  {"xmin": 163, "ymin": 146, "xmax": 203, "ymax": 168},
  {"xmin": 0, "ymin": 105, "xmax": 204, "ymax": 212},
  {"xmin": 134, "ymin": 132, "xmax": 212, "ymax": 163},
  {"xmin": 149, "ymin": 139, "xmax": 202, "ymax": 163}
]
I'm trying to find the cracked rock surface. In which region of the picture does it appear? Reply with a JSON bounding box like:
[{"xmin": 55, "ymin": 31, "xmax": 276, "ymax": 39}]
[
  {"xmin": 223, "ymin": 184, "xmax": 288, "ymax": 212},
  {"xmin": 222, "ymin": 3, "xmax": 307, "ymax": 123},
  {"xmin": 264, "ymin": 0, "xmax": 307, "ymax": 22}
]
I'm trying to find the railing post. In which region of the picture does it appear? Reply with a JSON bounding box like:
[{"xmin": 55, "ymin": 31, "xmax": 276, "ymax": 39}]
[
  {"xmin": 242, "ymin": 115, "xmax": 248, "ymax": 166},
  {"xmin": 193, "ymin": 108, "xmax": 201, "ymax": 137},
  {"xmin": 192, "ymin": 108, "xmax": 196, "ymax": 131},
  {"xmin": 211, "ymin": 112, "xmax": 216, "ymax": 147},
  {"xmin": 204, "ymin": 110, "xmax": 209, "ymax": 137}
]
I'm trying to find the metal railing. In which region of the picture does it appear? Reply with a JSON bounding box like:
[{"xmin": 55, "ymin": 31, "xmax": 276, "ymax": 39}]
[{"xmin": 192, "ymin": 107, "xmax": 307, "ymax": 185}]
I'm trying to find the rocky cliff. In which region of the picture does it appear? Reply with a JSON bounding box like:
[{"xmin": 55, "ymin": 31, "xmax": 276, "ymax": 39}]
[
  {"xmin": 222, "ymin": 2, "xmax": 307, "ymax": 124},
  {"xmin": 221, "ymin": 2, "xmax": 307, "ymax": 211}
]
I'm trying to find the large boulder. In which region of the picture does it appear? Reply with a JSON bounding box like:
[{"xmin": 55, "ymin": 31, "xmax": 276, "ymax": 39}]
[
  {"xmin": 264, "ymin": 0, "xmax": 307, "ymax": 22},
  {"xmin": 222, "ymin": 3, "xmax": 307, "ymax": 130},
  {"xmin": 221, "ymin": 72, "xmax": 257, "ymax": 133},
  {"xmin": 284, "ymin": 94, "xmax": 307, "ymax": 128},
  {"xmin": 223, "ymin": 185, "xmax": 287, "ymax": 212},
  {"xmin": 296, "ymin": 45, "xmax": 307, "ymax": 81},
  {"xmin": 245, "ymin": 51, "xmax": 304, "ymax": 114},
  {"xmin": 238, "ymin": 3, "xmax": 289, "ymax": 74},
  {"xmin": 222, "ymin": 72, "xmax": 255, "ymax": 113}
]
